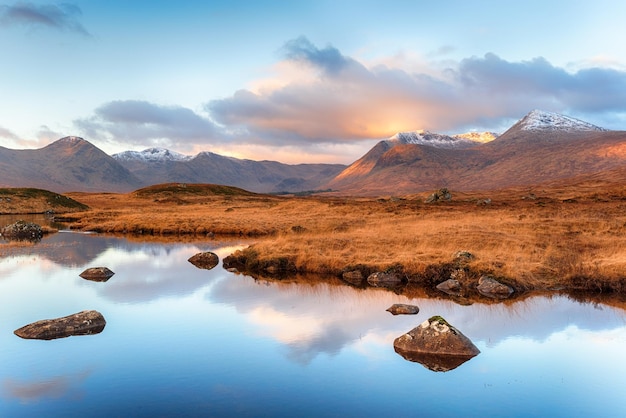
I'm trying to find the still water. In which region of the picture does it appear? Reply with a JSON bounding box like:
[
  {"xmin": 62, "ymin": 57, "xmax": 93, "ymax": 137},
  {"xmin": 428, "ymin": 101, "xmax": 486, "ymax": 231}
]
[{"xmin": 1, "ymin": 230, "xmax": 625, "ymax": 417}]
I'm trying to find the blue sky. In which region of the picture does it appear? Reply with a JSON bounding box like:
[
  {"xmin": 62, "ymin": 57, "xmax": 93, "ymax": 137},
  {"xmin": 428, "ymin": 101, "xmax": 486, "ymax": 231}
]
[{"xmin": 1, "ymin": 1, "xmax": 625, "ymax": 163}]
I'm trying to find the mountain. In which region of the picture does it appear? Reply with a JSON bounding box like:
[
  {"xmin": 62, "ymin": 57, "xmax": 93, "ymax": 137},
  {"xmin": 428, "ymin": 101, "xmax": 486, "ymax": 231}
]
[
  {"xmin": 325, "ymin": 110, "xmax": 626, "ymax": 195},
  {"xmin": 113, "ymin": 149, "xmax": 346, "ymax": 193},
  {"xmin": 510, "ymin": 109, "xmax": 607, "ymax": 133},
  {"xmin": 0, "ymin": 138, "xmax": 345, "ymax": 194},
  {"xmin": 0, "ymin": 137, "xmax": 142, "ymax": 193}
]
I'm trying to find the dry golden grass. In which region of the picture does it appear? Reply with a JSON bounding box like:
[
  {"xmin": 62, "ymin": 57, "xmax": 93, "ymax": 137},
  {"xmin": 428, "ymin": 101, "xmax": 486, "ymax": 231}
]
[{"xmin": 59, "ymin": 183, "xmax": 626, "ymax": 293}]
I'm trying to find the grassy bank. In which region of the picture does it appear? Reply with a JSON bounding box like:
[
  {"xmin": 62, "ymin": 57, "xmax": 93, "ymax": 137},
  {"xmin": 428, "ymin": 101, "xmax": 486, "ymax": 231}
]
[{"xmin": 58, "ymin": 183, "xmax": 626, "ymax": 294}]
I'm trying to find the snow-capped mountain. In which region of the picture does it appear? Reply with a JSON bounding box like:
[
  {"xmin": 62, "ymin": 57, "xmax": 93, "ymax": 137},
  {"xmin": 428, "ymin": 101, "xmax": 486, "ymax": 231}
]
[
  {"xmin": 517, "ymin": 110, "xmax": 608, "ymax": 132},
  {"xmin": 387, "ymin": 130, "xmax": 497, "ymax": 149},
  {"xmin": 113, "ymin": 147, "xmax": 192, "ymax": 162}
]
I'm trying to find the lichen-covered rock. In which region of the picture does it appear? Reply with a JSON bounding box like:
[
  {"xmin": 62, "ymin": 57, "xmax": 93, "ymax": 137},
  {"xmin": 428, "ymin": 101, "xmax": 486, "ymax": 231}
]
[
  {"xmin": 394, "ymin": 316, "xmax": 480, "ymax": 371},
  {"xmin": 14, "ymin": 310, "xmax": 106, "ymax": 340},
  {"xmin": 367, "ymin": 271, "xmax": 403, "ymax": 287},
  {"xmin": 188, "ymin": 251, "xmax": 219, "ymax": 270},
  {"xmin": 477, "ymin": 276, "xmax": 514, "ymax": 299},
  {"xmin": 425, "ymin": 188, "xmax": 452, "ymax": 203},
  {"xmin": 342, "ymin": 270, "xmax": 364, "ymax": 286},
  {"xmin": 386, "ymin": 303, "xmax": 419, "ymax": 315},
  {"xmin": 79, "ymin": 267, "xmax": 115, "ymax": 282},
  {"xmin": 436, "ymin": 278, "xmax": 462, "ymax": 296},
  {"xmin": 0, "ymin": 220, "xmax": 43, "ymax": 241}
]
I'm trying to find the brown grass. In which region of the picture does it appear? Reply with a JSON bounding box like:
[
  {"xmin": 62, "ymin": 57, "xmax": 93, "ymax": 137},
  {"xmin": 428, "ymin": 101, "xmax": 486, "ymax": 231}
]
[{"xmin": 56, "ymin": 183, "xmax": 626, "ymax": 294}]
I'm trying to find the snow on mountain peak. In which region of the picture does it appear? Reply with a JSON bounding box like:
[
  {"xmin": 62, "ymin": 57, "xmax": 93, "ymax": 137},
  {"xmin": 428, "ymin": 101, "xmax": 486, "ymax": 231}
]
[
  {"xmin": 113, "ymin": 148, "xmax": 192, "ymax": 162},
  {"xmin": 519, "ymin": 110, "xmax": 607, "ymax": 132},
  {"xmin": 58, "ymin": 136, "xmax": 85, "ymax": 143},
  {"xmin": 387, "ymin": 130, "xmax": 494, "ymax": 149},
  {"xmin": 453, "ymin": 132, "xmax": 498, "ymax": 143}
]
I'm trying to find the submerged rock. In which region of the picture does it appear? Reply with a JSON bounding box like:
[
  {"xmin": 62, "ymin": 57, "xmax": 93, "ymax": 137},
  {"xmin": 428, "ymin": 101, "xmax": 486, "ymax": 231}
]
[
  {"xmin": 436, "ymin": 278, "xmax": 462, "ymax": 296},
  {"xmin": 188, "ymin": 251, "xmax": 219, "ymax": 270},
  {"xmin": 386, "ymin": 304, "xmax": 420, "ymax": 315},
  {"xmin": 79, "ymin": 267, "xmax": 115, "ymax": 282},
  {"xmin": 14, "ymin": 310, "xmax": 106, "ymax": 340},
  {"xmin": 477, "ymin": 276, "xmax": 514, "ymax": 299},
  {"xmin": 393, "ymin": 316, "xmax": 480, "ymax": 372},
  {"xmin": 367, "ymin": 271, "xmax": 403, "ymax": 288},
  {"xmin": 0, "ymin": 220, "xmax": 43, "ymax": 241}
]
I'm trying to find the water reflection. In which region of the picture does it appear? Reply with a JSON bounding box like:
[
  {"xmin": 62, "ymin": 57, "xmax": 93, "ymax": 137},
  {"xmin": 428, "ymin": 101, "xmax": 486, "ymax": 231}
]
[
  {"xmin": 1, "ymin": 232, "xmax": 625, "ymax": 416},
  {"xmin": 2, "ymin": 370, "xmax": 92, "ymax": 403},
  {"xmin": 207, "ymin": 272, "xmax": 626, "ymax": 366}
]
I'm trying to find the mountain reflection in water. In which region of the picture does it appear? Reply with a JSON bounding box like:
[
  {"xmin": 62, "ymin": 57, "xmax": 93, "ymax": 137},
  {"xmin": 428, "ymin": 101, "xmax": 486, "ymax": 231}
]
[{"xmin": 1, "ymin": 231, "xmax": 625, "ymax": 417}]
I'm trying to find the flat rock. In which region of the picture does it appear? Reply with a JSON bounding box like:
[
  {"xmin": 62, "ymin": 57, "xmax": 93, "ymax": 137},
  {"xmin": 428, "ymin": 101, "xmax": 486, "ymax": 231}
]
[
  {"xmin": 188, "ymin": 251, "xmax": 219, "ymax": 270},
  {"xmin": 386, "ymin": 303, "xmax": 420, "ymax": 315},
  {"xmin": 477, "ymin": 276, "xmax": 514, "ymax": 299},
  {"xmin": 14, "ymin": 310, "xmax": 106, "ymax": 340},
  {"xmin": 79, "ymin": 267, "xmax": 115, "ymax": 282},
  {"xmin": 367, "ymin": 271, "xmax": 403, "ymax": 287},
  {"xmin": 393, "ymin": 316, "xmax": 480, "ymax": 372}
]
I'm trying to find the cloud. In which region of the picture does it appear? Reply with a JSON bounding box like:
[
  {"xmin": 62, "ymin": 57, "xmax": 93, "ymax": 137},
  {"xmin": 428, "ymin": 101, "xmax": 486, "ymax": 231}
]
[
  {"xmin": 72, "ymin": 38, "xmax": 626, "ymax": 162},
  {"xmin": 207, "ymin": 37, "xmax": 626, "ymax": 142},
  {"xmin": 281, "ymin": 36, "xmax": 358, "ymax": 76},
  {"xmin": 74, "ymin": 100, "xmax": 222, "ymax": 150},
  {"xmin": 0, "ymin": 125, "xmax": 18, "ymax": 139},
  {"xmin": 0, "ymin": 2, "xmax": 90, "ymax": 36}
]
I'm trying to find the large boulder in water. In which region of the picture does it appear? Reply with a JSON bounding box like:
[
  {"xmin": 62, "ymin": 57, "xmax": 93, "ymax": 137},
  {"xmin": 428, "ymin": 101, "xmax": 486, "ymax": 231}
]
[
  {"xmin": 79, "ymin": 267, "xmax": 115, "ymax": 282},
  {"xmin": 394, "ymin": 316, "xmax": 480, "ymax": 372},
  {"xmin": 188, "ymin": 251, "xmax": 219, "ymax": 270},
  {"xmin": 14, "ymin": 310, "xmax": 106, "ymax": 340},
  {"xmin": 0, "ymin": 220, "xmax": 43, "ymax": 241}
]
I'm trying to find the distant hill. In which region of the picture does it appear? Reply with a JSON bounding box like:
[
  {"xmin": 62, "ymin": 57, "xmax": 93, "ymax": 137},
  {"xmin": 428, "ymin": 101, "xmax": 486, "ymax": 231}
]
[
  {"xmin": 0, "ymin": 137, "xmax": 345, "ymax": 193},
  {"xmin": 0, "ymin": 137, "xmax": 142, "ymax": 193},
  {"xmin": 325, "ymin": 110, "xmax": 626, "ymax": 195},
  {"xmin": 113, "ymin": 149, "xmax": 346, "ymax": 194}
]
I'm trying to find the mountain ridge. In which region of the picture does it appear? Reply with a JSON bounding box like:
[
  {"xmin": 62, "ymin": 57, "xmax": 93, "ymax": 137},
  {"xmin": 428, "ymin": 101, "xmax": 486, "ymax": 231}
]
[
  {"xmin": 324, "ymin": 110, "xmax": 624, "ymax": 195},
  {"xmin": 0, "ymin": 110, "xmax": 622, "ymax": 195}
]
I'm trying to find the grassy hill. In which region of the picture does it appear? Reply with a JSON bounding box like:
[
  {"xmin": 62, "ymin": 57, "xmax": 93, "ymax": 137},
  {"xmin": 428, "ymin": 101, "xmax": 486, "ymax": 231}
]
[{"xmin": 0, "ymin": 188, "xmax": 89, "ymax": 214}]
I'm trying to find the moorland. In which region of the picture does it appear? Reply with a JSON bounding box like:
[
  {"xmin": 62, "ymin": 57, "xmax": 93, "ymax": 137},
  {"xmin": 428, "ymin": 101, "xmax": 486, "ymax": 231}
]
[{"xmin": 2, "ymin": 182, "xmax": 625, "ymax": 297}]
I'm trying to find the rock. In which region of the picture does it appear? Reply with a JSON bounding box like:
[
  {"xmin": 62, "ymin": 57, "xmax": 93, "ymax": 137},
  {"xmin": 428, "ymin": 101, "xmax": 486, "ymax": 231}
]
[
  {"xmin": 188, "ymin": 251, "xmax": 219, "ymax": 270},
  {"xmin": 453, "ymin": 250, "xmax": 474, "ymax": 262},
  {"xmin": 0, "ymin": 220, "xmax": 43, "ymax": 241},
  {"xmin": 14, "ymin": 310, "xmax": 106, "ymax": 340},
  {"xmin": 477, "ymin": 276, "xmax": 514, "ymax": 299},
  {"xmin": 436, "ymin": 278, "xmax": 462, "ymax": 296},
  {"xmin": 79, "ymin": 267, "xmax": 115, "ymax": 282},
  {"xmin": 342, "ymin": 270, "xmax": 365, "ymax": 286},
  {"xmin": 367, "ymin": 271, "xmax": 403, "ymax": 287},
  {"xmin": 425, "ymin": 188, "xmax": 452, "ymax": 203},
  {"xmin": 386, "ymin": 303, "xmax": 419, "ymax": 315},
  {"xmin": 393, "ymin": 316, "xmax": 480, "ymax": 372}
]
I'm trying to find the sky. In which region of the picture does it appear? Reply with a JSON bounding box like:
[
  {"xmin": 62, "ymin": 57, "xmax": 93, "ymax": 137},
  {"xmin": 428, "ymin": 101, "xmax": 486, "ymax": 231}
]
[{"xmin": 1, "ymin": 0, "xmax": 625, "ymax": 164}]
